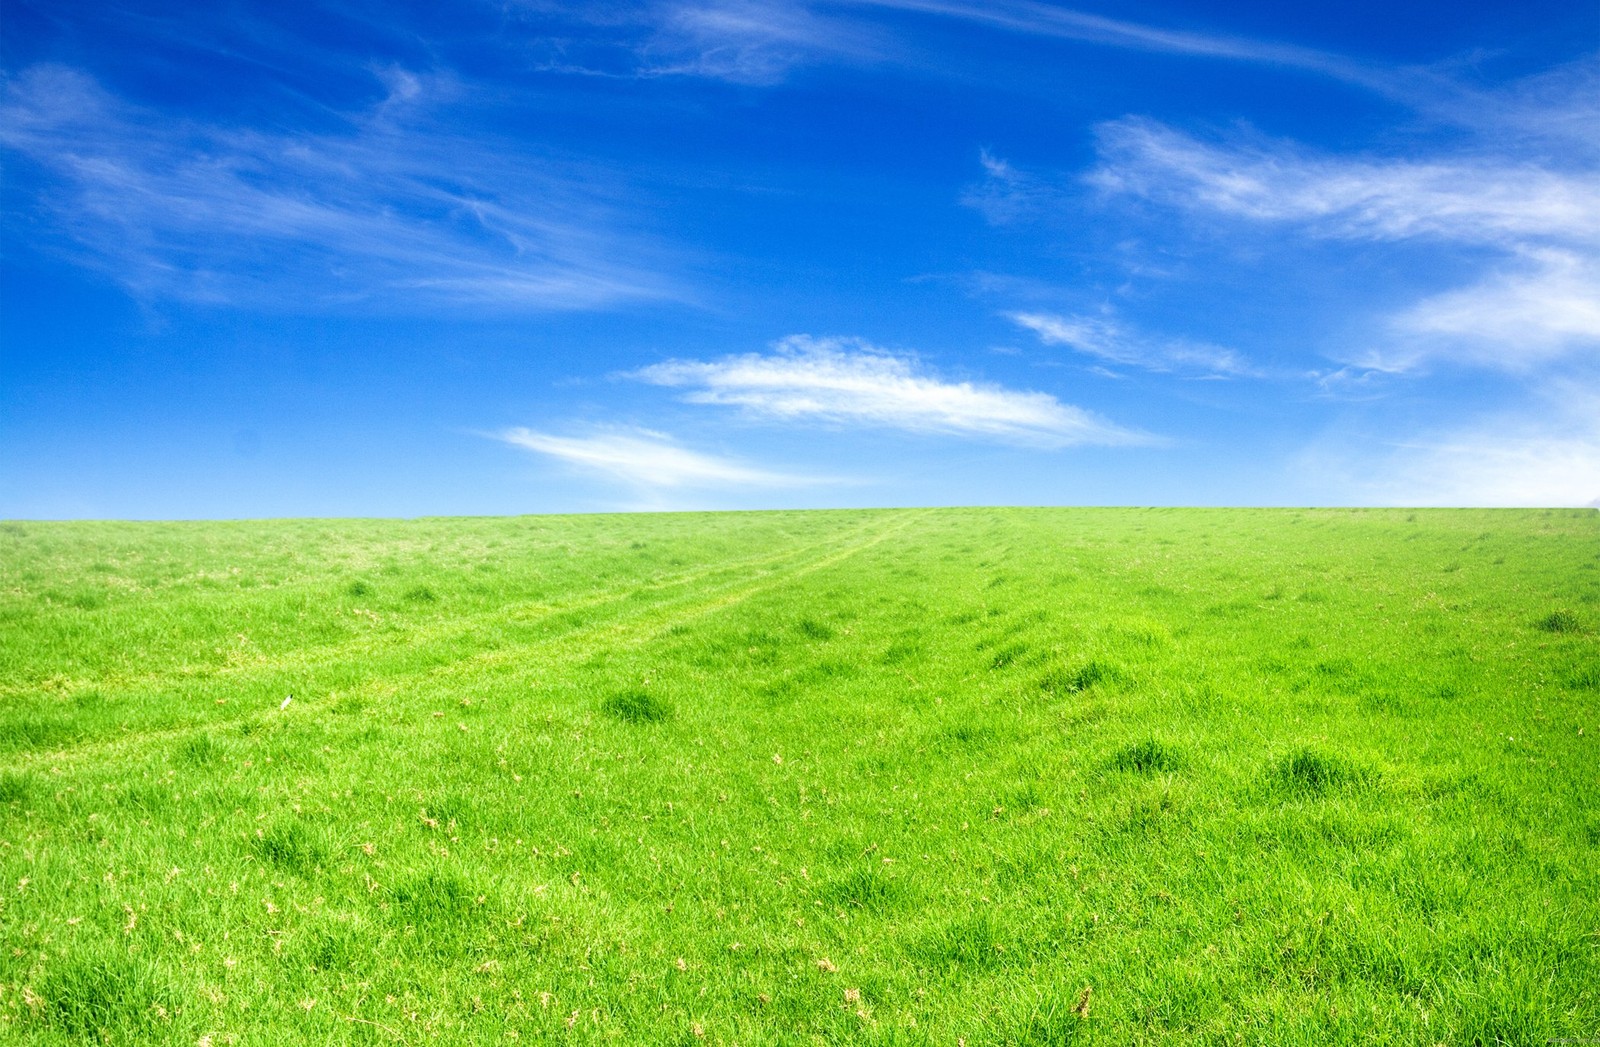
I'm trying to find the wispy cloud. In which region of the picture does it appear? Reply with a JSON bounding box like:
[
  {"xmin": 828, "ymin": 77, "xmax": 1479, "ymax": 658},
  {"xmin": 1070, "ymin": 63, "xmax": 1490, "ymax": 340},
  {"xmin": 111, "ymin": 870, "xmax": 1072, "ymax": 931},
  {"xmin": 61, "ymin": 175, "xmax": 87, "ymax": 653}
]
[
  {"xmin": 520, "ymin": 1, "xmax": 883, "ymax": 84},
  {"xmin": 529, "ymin": 0, "xmax": 1406, "ymax": 93},
  {"xmin": 494, "ymin": 427, "xmax": 816, "ymax": 487},
  {"xmin": 1088, "ymin": 104, "xmax": 1600, "ymax": 372},
  {"xmin": 0, "ymin": 65, "xmax": 678, "ymax": 309},
  {"xmin": 1303, "ymin": 383, "xmax": 1600, "ymax": 507},
  {"xmin": 631, "ymin": 335, "xmax": 1153, "ymax": 445},
  {"xmin": 847, "ymin": 0, "xmax": 1398, "ymax": 94},
  {"xmin": 962, "ymin": 149, "xmax": 1064, "ymax": 225},
  {"xmin": 1008, "ymin": 311, "xmax": 1255, "ymax": 377},
  {"xmin": 646, "ymin": 1, "xmax": 883, "ymax": 83},
  {"xmin": 1089, "ymin": 118, "xmax": 1600, "ymax": 248},
  {"xmin": 1381, "ymin": 249, "xmax": 1600, "ymax": 371},
  {"xmin": 1421, "ymin": 56, "xmax": 1600, "ymax": 161}
]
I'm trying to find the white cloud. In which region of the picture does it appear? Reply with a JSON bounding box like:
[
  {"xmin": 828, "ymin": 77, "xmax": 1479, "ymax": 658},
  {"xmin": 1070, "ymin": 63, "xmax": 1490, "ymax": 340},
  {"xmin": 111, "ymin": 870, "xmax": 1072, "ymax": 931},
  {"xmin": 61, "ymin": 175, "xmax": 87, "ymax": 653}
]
[
  {"xmin": 523, "ymin": 1, "xmax": 883, "ymax": 84},
  {"xmin": 1299, "ymin": 382, "xmax": 1600, "ymax": 507},
  {"xmin": 532, "ymin": 0, "xmax": 1402, "ymax": 92},
  {"xmin": 1089, "ymin": 118, "xmax": 1600, "ymax": 248},
  {"xmin": 632, "ymin": 335, "xmax": 1152, "ymax": 446},
  {"xmin": 1007, "ymin": 311, "xmax": 1254, "ymax": 377},
  {"xmin": 962, "ymin": 149, "xmax": 1063, "ymax": 224},
  {"xmin": 648, "ymin": 1, "xmax": 883, "ymax": 83},
  {"xmin": 1425, "ymin": 56, "xmax": 1600, "ymax": 163},
  {"xmin": 1088, "ymin": 111, "xmax": 1600, "ymax": 373},
  {"xmin": 0, "ymin": 65, "xmax": 677, "ymax": 309},
  {"xmin": 1380, "ymin": 249, "xmax": 1600, "ymax": 370},
  {"xmin": 494, "ymin": 427, "xmax": 815, "ymax": 488},
  {"xmin": 849, "ymin": 0, "xmax": 1390, "ymax": 92}
]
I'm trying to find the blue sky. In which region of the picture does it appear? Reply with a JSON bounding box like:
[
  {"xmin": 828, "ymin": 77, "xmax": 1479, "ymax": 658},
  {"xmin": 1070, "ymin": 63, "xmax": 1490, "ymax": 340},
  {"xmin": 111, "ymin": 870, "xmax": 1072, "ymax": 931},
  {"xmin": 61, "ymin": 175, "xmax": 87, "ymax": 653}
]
[{"xmin": 3, "ymin": 0, "xmax": 1597, "ymax": 517}]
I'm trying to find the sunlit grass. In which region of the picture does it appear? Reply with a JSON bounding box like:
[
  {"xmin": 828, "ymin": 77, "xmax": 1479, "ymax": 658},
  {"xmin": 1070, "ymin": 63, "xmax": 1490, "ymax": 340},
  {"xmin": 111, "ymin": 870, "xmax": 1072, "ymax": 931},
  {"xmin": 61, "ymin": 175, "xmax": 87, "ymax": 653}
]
[{"xmin": 1, "ymin": 508, "xmax": 1597, "ymax": 1043}]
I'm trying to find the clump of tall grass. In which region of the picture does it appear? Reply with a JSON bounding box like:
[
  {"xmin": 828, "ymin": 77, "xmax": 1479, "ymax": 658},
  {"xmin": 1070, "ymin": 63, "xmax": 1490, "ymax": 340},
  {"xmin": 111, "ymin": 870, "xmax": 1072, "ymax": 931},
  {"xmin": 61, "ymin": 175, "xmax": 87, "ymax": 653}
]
[
  {"xmin": 176, "ymin": 732, "xmax": 220, "ymax": 767},
  {"xmin": 1538, "ymin": 609, "xmax": 1581, "ymax": 633},
  {"xmin": 1040, "ymin": 659, "xmax": 1122, "ymax": 695},
  {"xmin": 797, "ymin": 617, "xmax": 834, "ymax": 640},
  {"xmin": 602, "ymin": 689, "xmax": 673, "ymax": 724},
  {"xmin": 40, "ymin": 951, "xmax": 173, "ymax": 1041},
  {"xmin": 0, "ymin": 770, "xmax": 31, "ymax": 806},
  {"xmin": 1272, "ymin": 747, "xmax": 1370, "ymax": 796},
  {"xmin": 1112, "ymin": 739, "xmax": 1184, "ymax": 773},
  {"xmin": 253, "ymin": 819, "xmax": 327, "ymax": 875}
]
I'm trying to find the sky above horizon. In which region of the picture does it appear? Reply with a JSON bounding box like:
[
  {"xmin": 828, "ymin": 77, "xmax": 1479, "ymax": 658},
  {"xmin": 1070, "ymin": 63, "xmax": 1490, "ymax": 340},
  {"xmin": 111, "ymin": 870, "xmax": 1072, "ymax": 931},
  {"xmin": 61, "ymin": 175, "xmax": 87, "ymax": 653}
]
[{"xmin": 3, "ymin": 0, "xmax": 1598, "ymax": 517}]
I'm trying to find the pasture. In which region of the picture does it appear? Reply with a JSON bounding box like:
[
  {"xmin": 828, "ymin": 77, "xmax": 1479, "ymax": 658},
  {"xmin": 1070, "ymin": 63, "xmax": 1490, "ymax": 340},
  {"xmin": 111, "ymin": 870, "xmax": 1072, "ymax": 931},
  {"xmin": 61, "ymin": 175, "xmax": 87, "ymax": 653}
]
[{"xmin": 1, "ymin": 508, "xmax": 1596, "ymax": 1044}]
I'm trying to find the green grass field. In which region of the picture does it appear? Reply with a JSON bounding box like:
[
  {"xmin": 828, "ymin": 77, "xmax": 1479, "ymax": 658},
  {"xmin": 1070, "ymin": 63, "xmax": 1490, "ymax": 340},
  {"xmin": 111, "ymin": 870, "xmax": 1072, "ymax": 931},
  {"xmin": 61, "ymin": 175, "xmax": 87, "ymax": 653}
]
[{"xmin": 2, "ymin": 508, "xmax": 1597, "ymax": 1045}]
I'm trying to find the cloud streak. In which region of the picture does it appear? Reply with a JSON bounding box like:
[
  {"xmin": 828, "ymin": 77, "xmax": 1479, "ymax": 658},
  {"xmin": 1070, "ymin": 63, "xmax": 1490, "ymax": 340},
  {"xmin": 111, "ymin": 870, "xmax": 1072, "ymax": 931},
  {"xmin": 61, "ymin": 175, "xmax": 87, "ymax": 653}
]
[
  {"xmin": 1008, "ymin": 311, "xmax": 1255, "ymax": 377},
  {"xmin": 646, "ymin": 1, "xmax": 884, "ymax": 84},
  {"xmin": 1382, "ymin": 249, "xmax": 1600, "ymax": 371},
  {"xmin": 0, "ymin": 65, "xmax": 678, "ymax": 309},
  {"xmin": 1090, "ymin": 118, "xmax": 1600, "ymax": 248},
  {"xmin": 1088, "ymin": 110, "xmax": 1600, "ymax": 372},
  {"xmin": 520, "ymin": 1, "xmax": 884, "ymax": 85},
  {"xmin": 533, "ymin": 0, "xmax": 1417, "ymax": 97},
  {"xmin": 494, "ymin": 427, "xmax": 816, "ymax": 488},
  {"xmin": 850, "ymin": 0, "xmax": 1392, "ymax": 92},
  {"xmin": 632, "ymin": 335, "xmax": 1152, "ymax": 446},
  {"xmin": 1304, "ymin": 383, "xmax": 1600, "ymax": 507}
]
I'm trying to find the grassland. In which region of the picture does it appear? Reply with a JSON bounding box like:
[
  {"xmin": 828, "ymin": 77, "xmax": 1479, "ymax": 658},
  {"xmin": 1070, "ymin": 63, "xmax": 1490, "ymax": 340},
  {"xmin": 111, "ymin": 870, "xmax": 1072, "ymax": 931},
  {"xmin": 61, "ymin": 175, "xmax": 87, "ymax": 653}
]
[{"xmin": 1, "ymin": 507, "xmax": 1597, "ymax": 1045}]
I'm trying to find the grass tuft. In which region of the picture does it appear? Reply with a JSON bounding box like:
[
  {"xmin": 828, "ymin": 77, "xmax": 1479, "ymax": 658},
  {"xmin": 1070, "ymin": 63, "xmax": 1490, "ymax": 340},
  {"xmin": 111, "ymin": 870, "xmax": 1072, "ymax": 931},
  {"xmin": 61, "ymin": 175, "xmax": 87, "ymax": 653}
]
[
  {"xmin": 392, "ymin": 870, "xmax": 477, "ymax": 929},
  {"xmin": 1112, "ymin": 739, "xmax": 1184, "ymax": 773},
  {"xmin": 797, "ymin": 617, "xmax": 834, "ymax": 640},
  {"xmin": 1040, "ymin": 659, "xmax": 1120, "ymax": 694},
  {"xmin": 602, "ymin": 689, "xmax": 673, "ymax": 724},
  {"xmin": 913, "ymin": 913, "xmax": 1009, "ymax": 970},
  {"xmin": 1538, "ymin": 609, "xmax": 1581, "ymax": 633},
  {"xmin": 0, "ymin": 770, "xmax": 31, "ymax": 806},
  {"xmin": 176, "ymin": 732, "xmax": 220, "ymax": 767},
  {"xmin": 1273, "ymin": 747, "xmax": 1367, "ymax": 796},
  {"xmin": 818, "ymin": 867, "xmax": 904, "ymax": 911},
  {"xmin": 41, "ymin": 951, "xmax": 172, "ymax": 1042},
  {"xmin": 254, "ymin": 819, "xmax": 326, "ymax": 875}
]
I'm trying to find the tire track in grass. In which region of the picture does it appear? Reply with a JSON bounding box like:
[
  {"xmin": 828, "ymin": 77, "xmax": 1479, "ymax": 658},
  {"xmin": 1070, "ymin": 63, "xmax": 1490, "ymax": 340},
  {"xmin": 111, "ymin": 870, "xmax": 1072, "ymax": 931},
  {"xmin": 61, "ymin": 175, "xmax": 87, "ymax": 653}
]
[
  {"xmin": 422, "ymin": 507, "xmax": 930, "ymax": 684},
  {"xmin": 10, "ymin": 511, "xmax": 926, "ymax": 768},
  {"xmin": 0, "ymin": 513, "xmax": 882, "ymax": 704},
  {"xmin": 7, "ymin": 515, "xmax": 884, "ymax": 760},
  {"xmin": 0, "ymin": 513, "xmax": 884, "ymax": 733}
]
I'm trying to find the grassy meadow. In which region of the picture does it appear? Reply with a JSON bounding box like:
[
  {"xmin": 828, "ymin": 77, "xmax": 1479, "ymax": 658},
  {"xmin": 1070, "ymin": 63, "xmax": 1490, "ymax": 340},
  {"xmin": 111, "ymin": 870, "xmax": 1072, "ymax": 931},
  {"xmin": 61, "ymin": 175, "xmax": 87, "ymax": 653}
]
[{"xmin": 1, "ymin": 507, "xmax": 1597, "ymax": 1045}]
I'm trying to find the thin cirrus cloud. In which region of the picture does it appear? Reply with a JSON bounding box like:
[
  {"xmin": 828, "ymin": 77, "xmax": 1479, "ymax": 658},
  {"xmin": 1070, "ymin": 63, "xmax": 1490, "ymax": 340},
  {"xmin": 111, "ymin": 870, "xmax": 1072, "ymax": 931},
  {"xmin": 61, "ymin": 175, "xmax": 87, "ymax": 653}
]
[
  {"xmin": 1302, "ymin": 383, "xmax": 1600, "ymax": 507},
  {"xmin": 542, "ymin": 0, "xmax": 1394, "ymax": 93},
  {"xmin": 1088, "ymin": 117, "xmax": 1600, "ymax": 247},
  {"xmin": 848, "ymin": 0, "xmax": 1390, "ymax": 92},
  {"xmin": 0, "ymin": 64, "xmax": 677, "ymax": 310},
  {"xmin": 1389, "ymin": 248, "xmax": 1600, "ymax": 371},
  {"xmin": 646, "ymin": 1, "xmax": 885, "ymax": 84},
  {"xmin": 1086, "ymin": 109, "xmax": 1600, "ymax": 373},
  {"xmin": 521, "ymin": 1, "xmax": 885, "ymax": 85},
  {"xmin": 494, "ymin": 428, "xmax": 818, "ymax": 488},
  {"xmin": 631, "ymin": 335, "xmax": 1152, "ymax": 446},
  {"xmin": 1007, "ymin": 311, "xmax": 1256, "ymax": 378},
  {"xmin": 962, "ymin": 149, "xmax": 1063, "ymax": 226}
]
